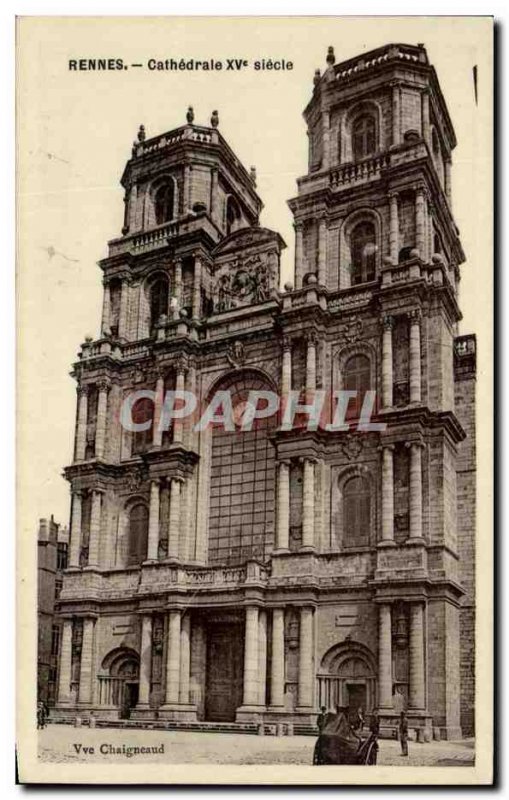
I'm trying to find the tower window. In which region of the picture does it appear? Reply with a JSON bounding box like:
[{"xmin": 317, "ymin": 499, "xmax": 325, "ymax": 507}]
[
  {"xmin": 343, "ymin": 475, "xmax": 370, "ymax": 547},
  {"xmin": 154, "ymin": 182, "xmax": 175, "ymax": 225},
  {"xmin": 343, "ymin": 354, "xmax": 371, "ymax": 419},
  {"xmin": 350, "ymin": 221, "xmax": 376, "ymax": 285},
  {"xmin": 352, "ymin": 115, "xmax": 376, "ymax": 161},
  {"xmin": 226, "ymin": 196, "xmax": 241, "ymax": 236},
  {"xmin": 432, "ymin": 128, "xmax": 440, "ymax": 155},
  {"xmin": 127, "ymin": 503, "xmax": 149, "ymax": 566},
  {"xmin": 149, "ymin": 276, "xmax": 169, "ymax": 331},
  {"xmin": 131, "ymin": 397, "xmax": 154, "ymax": 455}
]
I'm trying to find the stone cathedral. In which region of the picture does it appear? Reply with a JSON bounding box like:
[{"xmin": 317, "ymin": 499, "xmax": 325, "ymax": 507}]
[{"xmin": 55, "ymin": 43, "xmax": 476, "ymax": 739}]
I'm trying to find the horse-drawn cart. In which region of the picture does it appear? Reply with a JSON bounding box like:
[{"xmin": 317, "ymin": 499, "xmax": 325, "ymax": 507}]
[{"xmin": 313, "ymin": 711, "xmax": 378, "ymax": 765}]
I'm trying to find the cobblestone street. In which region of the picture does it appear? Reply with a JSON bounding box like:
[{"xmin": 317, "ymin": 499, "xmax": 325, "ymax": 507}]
[{"xmin": 38, "ymin": 724, "xmax": 475, "ymax": 767}]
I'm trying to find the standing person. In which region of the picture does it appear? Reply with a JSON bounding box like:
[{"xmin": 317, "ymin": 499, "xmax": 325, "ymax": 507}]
[
  {"xmin": 398, "ymin": 711, "xmax": 409, "ymax": 756},
  {"xmin": 316, "ymin": 705, "xmax": 327, "ymax": 732},
  {"xmin": 370, "ymin": 711, "xmax": 380, "ymax": 737}
]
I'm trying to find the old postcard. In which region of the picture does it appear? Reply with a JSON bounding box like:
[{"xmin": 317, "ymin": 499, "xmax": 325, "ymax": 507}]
[{"xmin": 16, "ymin": 15, "xmax": 493, "ymax": 784}]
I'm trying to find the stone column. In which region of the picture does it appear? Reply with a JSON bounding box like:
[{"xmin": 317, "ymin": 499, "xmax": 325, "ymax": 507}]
[
  {"xmin": 305, "ymin": 334, "xmax": 317, "ymax": 394},
  {"xmin": 408, "ymin": 603, "xmax": 426, "ymax": 709},
  {"xmin": 192, "ymin": 255, "xmax": 202, "ymax": 320},
  {"xmin": 409, "ymin": 309, "xmax": 422, "ymax": 403},
  {"xmin": 421, "ymin": 88, "xmax": 431, "ymax": 147},
  {"xmin": 381, "ymin": 316, "xmax": 394, "ymax": 409},
  {"xmin": 137, "ymin": 614, "xmax": 153, "ymax": 707},
  {"xmin": 147, "ymin": 480, "xmax": 160, "ymax": 561},
  {"xmin": 270, "ymin": 608, "xmax": 285, "ymax": 708},
  {"xmin": 118, "ymin": 277, "xmax": 130, "ymax": 339},
  {"xmin": 444, "ymin": 158, "xmax": 452, "ymax": 206},
  {"xmin": 389, "ymin": 192, "xmax": 399, "ymax": 263},
  {"xmin": 258, "ymin": 610, "xmax": 267, "ymax": 706},
  {"xmin": 173, "ymin": 259, "xmax": 183, "ymax": 311},
  {"xmin": 75, "ymin": 386, "xmax": 89, "ymax": 461},
  {"xmin": 297, "ymin": 607, "xmax": 314, "ymax": 709},
  {"xmin": 164, "ymin": 610, "xmax": 181, "ymax": 705},
  {"xmin": 173, "ymin": 365, "xmax": 186, "ymax": 444},
  {"xmin": 78, "ymin": 617, "xmax": 95, "ymax": 705},
  {"xmin": 94, "ymin": 380, "xmax": 110, "ymax": 459},
  {"xmin": 302, "ymin": 459, "xmax": 315, "ymax": 549},
  {"xmin": 294, "ymin": 223, "xmax": 304, "ymax": 289},
  {"xmin": 87, "ymin": 489, "xmax": 103, "ymax": 567},
  {"xmin": 317, "ymin": 216, "xmax": 327, "ymax": 285},
  {"xmin": 378, "ymin": 604, "xmax": 393, "ymax": 710},
  {"xmin": 69, "ymin": 491, "xmax": 83, "ymax": 568},
  {"xmin": 415, "ymin": 185, "xmax": 426, "ymax": 258},
  {"xmin": 210, "ymin": 167, "xmax": 219, "ymax": 225},
  {"xmin": 381, "ymin": 445, "xmax": 395, "ymax": 542},
  {"xmin": 322, "ymin": 111, "xmax": 330, "ymax": 170},
  {"xmin": 101, "ymin": 281, "xmax": 111, "ymax": 335},
  {"xmin": 168, "ymin": 478, "xmax": 182, "ymax": 559},
  {"xmin": 152, "ymin": 372, "xmax": 165, "ymax": 447},
  {"xmin": 281, "ymin": 338, "xmax": 292, "ymax": 398},
  {"xmin": 57, "ymin": 618, "xmax": 73, "ymax": 703},
  {"xmin": 408, "ymin": 442, "xmax": 424, "ymax": 541},
  {"xmin": 275, "ymin": 461, "xmax": 290, "ymax": 551},
  {"xmin": 243, "ymin": 606, "xmax": 259, "ymax": 706},
  {"xmin": 179, "ymin": 613, "xmax": 191, "ymax": 704},
  {"xmin": 391, "ymin": 83, "xmax": 401, "ymax": 147}
]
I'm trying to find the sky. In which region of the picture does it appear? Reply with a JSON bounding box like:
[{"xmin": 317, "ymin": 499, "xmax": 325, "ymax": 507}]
[{"xmin": 17, "ymin": 16, "xmax": 492, "ymax": 529}]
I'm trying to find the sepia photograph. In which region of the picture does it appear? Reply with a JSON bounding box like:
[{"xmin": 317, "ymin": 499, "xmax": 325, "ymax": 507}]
[{"xmin": 16, "ymin": 14, "xmax": 493, "ymax": 785}]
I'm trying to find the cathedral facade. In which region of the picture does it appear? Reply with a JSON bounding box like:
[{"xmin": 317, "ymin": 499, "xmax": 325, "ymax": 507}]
[{"xmin": 54, "ymin": 42, "xmax": 476, "ymax": 739}]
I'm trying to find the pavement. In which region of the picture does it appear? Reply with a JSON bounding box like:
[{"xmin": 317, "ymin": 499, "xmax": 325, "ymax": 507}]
[{"xmin": 37, "ymin": 724, "xmax": 475, "ymax": 766}]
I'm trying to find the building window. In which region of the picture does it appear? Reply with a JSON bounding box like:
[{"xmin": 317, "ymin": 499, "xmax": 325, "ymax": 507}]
[
  {"xmin": 149, "ymin": 276, "xmax": 169, "ymax": 331},
  {"xmin": 154, "ymin": 182, "xmax": 175, "ymax": 225},
  {"xmin": 352, "ymin": 115, "xmax": 376, "ymax": 161},
  {"xmin": 343, "ymin": 354, "xmax": 371, "ymax": 420},
  {"xmin": 131, "ymin": 396, "xmax": 154, "ymax": 455},
  {"xmin": 54, "ymin": 579, "xmax": 63, "ymax": 599},
  {"xmin": 109, "ymin": 278, "xmax": 122, "ymax": 337},
  {"xmin": 350, "ymin": 221, "xmax": 376, "ymax": 285},
  {"xmin": 208, "ymin": 373, "xmax": 277, "ymax": 565},
  {"xmin": 343, "ymin": 476, "xmax": 370, "ymax": 547},
  {"xmin": 226, "ymin": 196, "xmax": 241, "ymax": 236},
  {"xmin": 399, "ymin": 246, "xmax": 414, "ymax": 263},
  {"xmin": 57, "ymin": 542, "xmax": 68, "ymax": 571},
  {"xmin": 432, "ymin": 127, "xmax": 440, "ymax": 155},
  {"xmin": 51, "ymin": 624, "xmax": 60, "ymax": 656},
  {"xmin": 127, "ymin": 504, "xmax": 149, "ymax": 566}
]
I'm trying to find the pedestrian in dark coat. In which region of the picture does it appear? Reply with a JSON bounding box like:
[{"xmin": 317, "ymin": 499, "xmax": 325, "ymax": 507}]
[
  {"xmin": 316, "ymin": 706, "xmax": 327, "ymax": 732},
  {"xmin": 399, "ymin": 711, "xmax": 409, "ymax": 756}
]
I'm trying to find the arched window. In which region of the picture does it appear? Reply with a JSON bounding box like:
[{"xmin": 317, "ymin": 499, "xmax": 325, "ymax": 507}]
[
  {"xmin": 127, "ymin": 504, "xmax": 149, "ymax": 566},
  {"xmin": 109, "ymin": 278, "xmax": 122, "ymax": 337},
  {"xmin": 149, "ymin": 276, "xmax": 169, "ymax": 331},
  {"xmin": 350, "ymin": 222, "xmax": 376, "ymax": 285},
  {"xmin": 352, "ymin": 115, "xmax": 376, "ymax": 161},
  {"xmin": 131, "ymin": 397, "xmax": 153, "ymax": 455},
  {"xmin": 343, "ymin": 476, "xmax": 370, "ymax": 547},
  {"xmin": 343, "ymin": 354, "xmax": 370, "ymax": 419},
  {"xmin": 154, "ymin": 182, "xmax": 175, "ymax": 225},
  {"xmin": 226, "ymin": 196, "xmax": 241, "ymax": 236},
  {"xmin": 398, "ymin": 246, "xmax": 414, "ymax": 263}
]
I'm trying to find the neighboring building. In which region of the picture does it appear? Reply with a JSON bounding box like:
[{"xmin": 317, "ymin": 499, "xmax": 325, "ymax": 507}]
[
  {"xmin": 54, "ymin": 43, "xmax": 476, "ymax": 738},
  {"xmin": 37, "ymin": 516, "xmax": 69, "ymax": 706}
]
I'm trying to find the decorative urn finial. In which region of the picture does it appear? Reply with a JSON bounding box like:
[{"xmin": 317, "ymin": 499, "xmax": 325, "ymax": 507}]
[
  {"xmin": 313, "ymin": 68, "xmax": 321, "ymax": 87},
  {"xmin": 249, "ymin": 165, "xmax": 257, "ymax": 185},
  {"xmin": 326, "ymin": 45, "xmax": 335, "ymax": 66},
  {"xmin": 186, "ymin": 106, "xmax": 195, "ymax": 124},
  {"xmin": 137, "ymin": 124, "xmax": 146, "ymax": 142},
  {"xmin": 210, "ymin": 109, "xmax": 219, "ymax": 128}
]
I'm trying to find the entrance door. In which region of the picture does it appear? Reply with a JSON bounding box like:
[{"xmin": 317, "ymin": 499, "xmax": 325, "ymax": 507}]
[
  {"xmin": 346, "ymin": 683, "xmax": 367, "ymax": 714},
  {"xmin": 205, "ymin": 624, "xmax": 243, "ymax": 721}
]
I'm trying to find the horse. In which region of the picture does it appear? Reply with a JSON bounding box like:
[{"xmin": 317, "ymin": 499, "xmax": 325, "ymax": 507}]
[{"xmin": 313, "ymin": 710, "xmax": 378, "ymax": 765}]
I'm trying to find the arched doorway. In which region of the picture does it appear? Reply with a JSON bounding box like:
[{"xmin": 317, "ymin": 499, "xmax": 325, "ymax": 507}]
[
  {"xmin": 317, "ymin": 641, "xmax": 376, "ymax": 714},
  {"xmin": 98, "ymin": 648, "xmax": 140, "ymax": 718}
]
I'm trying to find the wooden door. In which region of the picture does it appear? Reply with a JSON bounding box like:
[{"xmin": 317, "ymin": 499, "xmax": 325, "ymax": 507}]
[{"xmin": 205, "ymin": 624, "xmax": 243, "ymax": 721}]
